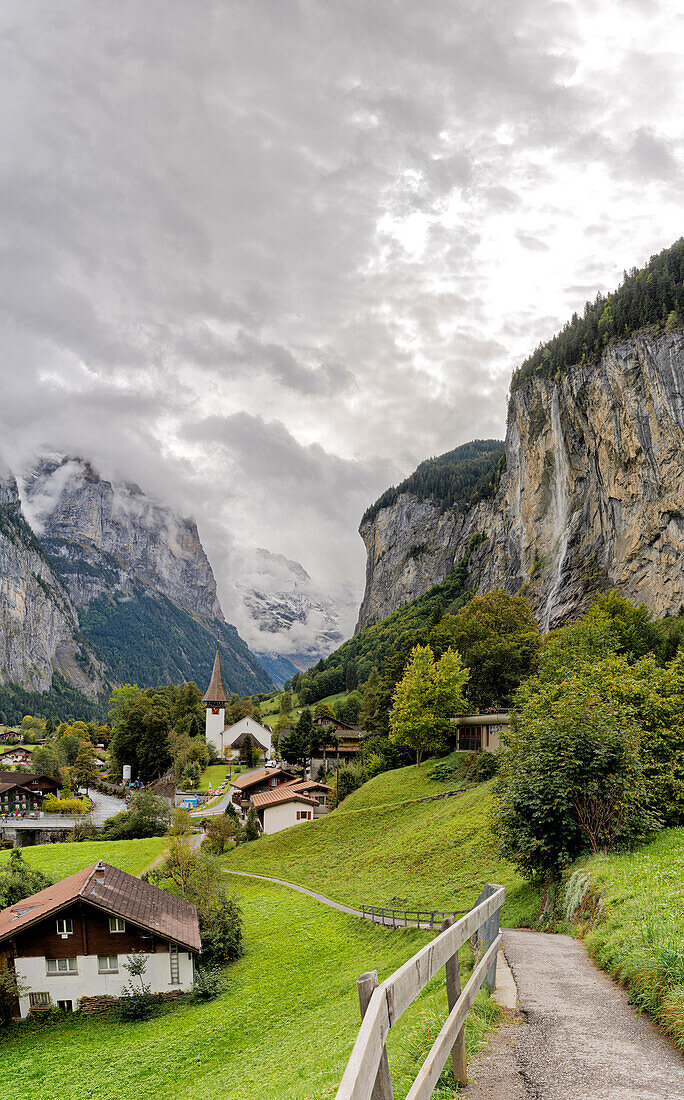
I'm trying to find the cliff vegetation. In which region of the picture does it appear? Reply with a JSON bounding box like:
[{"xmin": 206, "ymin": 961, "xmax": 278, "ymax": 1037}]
[
  {"xmin": 361, "ymin": 439, "xmax": 505, "ymax": 526},
  {"xmin": 511, "ymin": 236, "xmax": 684, "ymax": 390}
]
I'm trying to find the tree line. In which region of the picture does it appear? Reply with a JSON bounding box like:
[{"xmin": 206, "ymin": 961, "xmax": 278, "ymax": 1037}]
[{"xmin": 511, "ymin": 237, "xmax": 684, "ymax": 392}]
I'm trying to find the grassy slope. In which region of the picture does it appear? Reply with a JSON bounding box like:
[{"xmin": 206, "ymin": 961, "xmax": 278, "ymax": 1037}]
[
  {"xmin": 0, "ymin": 837, "xmax": 169, "ymax": 879},
  {"xmin": 224, "ymin": 761, "xmax": 538, "ymax": 926},
  {"xmin": 580, "ymin": 828, "xmax": 684, "ymax": 1048},
  {"xmin": 0, "ymin": 876, "xmax": 497, "ymax": 1100},
  {"xmin": 198, "ymin": 764, "xmax": 229, "ymax": 791}
]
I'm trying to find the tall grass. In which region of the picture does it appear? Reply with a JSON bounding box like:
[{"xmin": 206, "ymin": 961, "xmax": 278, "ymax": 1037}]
[{"xmin": 571, "ymin": 828, "xmax": 684, "ymax": 1048}]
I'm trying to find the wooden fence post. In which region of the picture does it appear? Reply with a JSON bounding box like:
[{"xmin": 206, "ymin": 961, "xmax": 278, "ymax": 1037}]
[
  {"xmin": 441, "ymin": 917, "xmax": 467, "ymax": 1087},
  {"xmin": 474, "ymin": 884, "xmax": 500, "ymax": 991},
  {"xmin": 357, "ymin": 971, "xmax": 394, "ymax": 1100}
]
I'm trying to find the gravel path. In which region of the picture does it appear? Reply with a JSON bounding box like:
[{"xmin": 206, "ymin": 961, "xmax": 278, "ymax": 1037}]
[{"xmin": 469, "ymin": 930, "xmax": 684, "ymax": 1099}]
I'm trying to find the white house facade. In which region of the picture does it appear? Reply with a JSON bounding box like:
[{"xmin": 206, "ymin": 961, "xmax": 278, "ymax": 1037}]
[
  {"xmin": 0, "ymin": 861, "xmax": 200, "ymax": 1017},
  {"xmin": 202, "ymin": 649, "xmax": 273, "ymax": 759}
]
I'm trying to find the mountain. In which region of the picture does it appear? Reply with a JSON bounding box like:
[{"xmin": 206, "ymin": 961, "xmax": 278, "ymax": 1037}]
[
  {"xmin": 357, "ymin": 241, "xmax": 684, "ymax": 632},
  {"xmin": 14, "ymin": 456, "xmax": 273, "ymax": 698},
  {"xmin": 236, "ymin": 548, "xmax": 345, "ymax": 682},
  {"xmin": 0, "ymin": 466, "xmax": 104, "ymax": 702}
]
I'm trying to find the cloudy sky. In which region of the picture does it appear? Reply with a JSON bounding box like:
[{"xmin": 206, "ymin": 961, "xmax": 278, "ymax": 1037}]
[{"xmin": 2, "ymin": 0, "xmax": 684, "ymax": 652}]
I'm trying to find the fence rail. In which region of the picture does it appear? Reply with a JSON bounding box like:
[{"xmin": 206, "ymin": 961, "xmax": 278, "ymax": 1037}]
[
  {"xmin": 361, "ymin": 906, "xmax": 467, "ymax": 929},
  {"xmin": 337, "ymin": 884, "xmax": 505, "ymax": 1100}
]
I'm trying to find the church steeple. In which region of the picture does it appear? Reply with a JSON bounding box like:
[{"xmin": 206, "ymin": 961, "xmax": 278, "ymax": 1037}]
[{"xmin": 203, "ymin": 643, "xmax": 229, "ymax": 705}]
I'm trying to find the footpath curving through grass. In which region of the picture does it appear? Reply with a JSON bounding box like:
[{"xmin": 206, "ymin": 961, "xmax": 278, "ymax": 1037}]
[
  {"xmin": 0, "ymin": 874, "xmax": 498, "ymax": 1100},
  {"xmin": 224, "ymin": 761, "xmax": 538, "ymax": 926},
  {"xmin": 577, "ymin": 828, "xmax": 684, "ymax": 1049},
  {"xmin": 0, "ymin": 837, "xmax": 169, "ymax": 879}
]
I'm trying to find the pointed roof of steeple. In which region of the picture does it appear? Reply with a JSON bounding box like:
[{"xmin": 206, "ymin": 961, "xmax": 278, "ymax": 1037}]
[{"xmin": 202, "ymin": 644, "xmax": 229, "ymax": 705}]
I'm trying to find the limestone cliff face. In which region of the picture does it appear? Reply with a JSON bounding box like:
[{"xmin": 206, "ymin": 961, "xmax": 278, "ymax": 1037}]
[
  {"xmin": 356, "ymin": 332, "xmax": 684, "ymax": 631},
  {"xmin": 0, "ymin": 469, "xmax": 103, "ymax": 697}
]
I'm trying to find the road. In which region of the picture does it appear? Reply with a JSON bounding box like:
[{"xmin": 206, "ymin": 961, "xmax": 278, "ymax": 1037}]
[{"xmin": 467, "ymin": 930, "xmax": 684, "ymax": 1099}]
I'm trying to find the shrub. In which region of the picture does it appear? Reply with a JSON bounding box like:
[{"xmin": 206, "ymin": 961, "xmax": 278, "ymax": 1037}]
[
  {"xmin": 192, "ymin": 965, "xmax": 227, "ymax": 1001},
  {"xmin": 118, "ymin": 954, "xmax": 156, "ymax": 1021},
  {"xmin": 42, "ymin": 795, "xmax": 90, "ymax": 815}
]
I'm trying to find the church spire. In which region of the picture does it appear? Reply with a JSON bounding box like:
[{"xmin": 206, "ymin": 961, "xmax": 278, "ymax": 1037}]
[{"xmin": 202, "ymin": 643, "xmax": 229, "ymax": 705}]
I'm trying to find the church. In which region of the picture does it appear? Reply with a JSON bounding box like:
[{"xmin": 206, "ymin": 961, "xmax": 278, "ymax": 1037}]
[{"xmin": 202, "ymin": 646, "xmax": 274, "ymax": 761}]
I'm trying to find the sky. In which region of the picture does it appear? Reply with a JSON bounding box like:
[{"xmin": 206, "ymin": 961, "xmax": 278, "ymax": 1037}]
[{"xmin": 2, "ymin": 0, "xmax": 684, "ymax": 655}]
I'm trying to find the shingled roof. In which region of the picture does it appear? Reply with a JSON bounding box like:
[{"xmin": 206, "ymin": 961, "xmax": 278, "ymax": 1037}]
[
  {"xmin": 232, "ymin": 767, "xmax": 297, "ymax": 791},
  {"xmin": 0, "ymin": 772, "xmax": 62, "ymax": 788},
  {"xmin": 202, "ymin": 645, "xmax": 229, "ymax": 705},
  {"xmin": 250, "ymin": 787, "xmax": 318, "ymax": 809},
  {"xmin": 0, "ymin": 861, "xmax": 201, "ymax": 952}
]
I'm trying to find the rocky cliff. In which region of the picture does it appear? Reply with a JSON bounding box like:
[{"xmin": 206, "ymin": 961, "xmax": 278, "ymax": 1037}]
[
  {"xmin": 8, "ymin": 456, "xmax": 273, "ymax": 697},
  {"xmin": 0, "ymin": 468, "xmax": 103, "ymax": 698},
  {"xmin": 357, "ymin": 332, "xmax": 684, "ymax": 631}
]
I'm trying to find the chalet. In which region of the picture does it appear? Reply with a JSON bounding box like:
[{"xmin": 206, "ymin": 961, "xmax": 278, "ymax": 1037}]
[
  {"xmin": 247, "ymin": 777, "xmax": 331, "ymax": 835},
  {"xmin": 231, "ymin": 767, "xmax": 297, "ymax": 811},
  {"xmin": 0, "ymin": 773, "xmax": 62, "ymax": 798},
  {"xmin": 202, "ymin": 647, "xmax": 273, "ymax": 760},
  {"xmin": 0, "ymin": 782, "xmax": 43, "ymax": 816},
  {"xmin": 450, "ymin": 712, "xmax": 510, "ymax": 752},
  {"xmin": 0, "ymin": 861, "xmax": 200, "ymax": 1017},
  {"xmin": 1, "ymin": 747, "xmax": 33, "ymax": 768},
  {"xmin": 250, "ymin": 787, "xmax": 320, "ymax": 835},
  {"xmin": 310, "ymin": 724, "xmax": 364, "ymax": 773}
]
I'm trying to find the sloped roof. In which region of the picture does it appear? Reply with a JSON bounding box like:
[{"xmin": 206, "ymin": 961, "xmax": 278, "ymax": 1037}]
[
  {"xmin": 0, "ymin": 861, "xmax": 201, "ymax": 952},
  {"xmin": 0, "ymin": 772, "xmax": 62, "ymax": 788},
  {"xmin": 283, "ymin": 779, "xmax": 331, "ymax": 794},
  {"xmin": 230, "ymin": 729, "xmax": 268, "ymax": 752},
  {"xmin": 202, "ymin": 646, "xmax": 229, "ymax": 704},
  {"xmin": 0, "ymin": 781, "xmax": 41, "ymax": 796},
  {"xmin": 251, "ymin": 787, "xmax": 318, "ymax": 809},
  {"xmin": 232, "ymin": 767, "xmax": 297, "ymax": 791}
]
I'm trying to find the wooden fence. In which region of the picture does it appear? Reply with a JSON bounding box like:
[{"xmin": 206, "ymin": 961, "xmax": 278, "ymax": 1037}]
[
  {"xmin": 360, "ymin": 907, "xmax": 467, "ymax": 930},
  {"xmin": 336, "ymin": 884, "xmax": 505, "ymax": 1100}
]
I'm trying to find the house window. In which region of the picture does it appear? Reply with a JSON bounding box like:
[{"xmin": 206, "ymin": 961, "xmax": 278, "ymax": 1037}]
[
  {"xmin": 98, "ymin": 956, "xmax": 119, "ymax": 973},
  {"xmin": 109, "ymin": 917, "xmax": 126, "ymax": 933},
  {"xmin": 46, "ymin": 958, "xmax": 77, "ymax": 974},
  {"xmin": 56, "ymin": 918, "xmax": 73, "ymax": 936},
  {"xmin": 29, "ymin": 992, "xmax": 50, "ymax": 1008},
  {"xmin": 56, "ymin": 999, "xmax": 73, "ymax": 1012}
]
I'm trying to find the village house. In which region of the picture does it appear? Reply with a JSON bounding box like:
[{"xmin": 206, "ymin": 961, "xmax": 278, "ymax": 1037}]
[
  {"xmin": 450, "ymin": 712, "xmax": 510, "ymax": 752},
  {"xmin": 0, "ymin": 781, "xmax": 43, "ymax": 816},
  {"xmin": 0, "ymin": 772, "xmax": 62, "ymax": 799},
  {"xmin": 231, "ymin": 767, "xmax": 297, "ymax": 812},
  {"xmin": 246, "ymin": 776, "xmax": 331, "ymax": 835},
  {"xmin": 0, "ymin": 861, "xmax": 200, "ymax": 1017},
  {"xmin": 248, "ymin": 786, "xmax": 316, "ymax": 835},
  {"xmin": 202, "ymin": 647, "xmax": 273, "ymax": 760},
  {"xmin": 1, "ymin": 747, "xmax": 33, "ymax": 768}
]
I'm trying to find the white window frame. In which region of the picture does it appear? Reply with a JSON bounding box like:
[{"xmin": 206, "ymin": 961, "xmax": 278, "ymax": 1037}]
[
  {"xmin": 97, "ymin": 955, "xmax": 119, "ymax": 973},
  {"xmin": 56, "ymin": 918, "xmax": 73, "ymax": 937},
  {"xmin": 46, "ymin": 958, "xmax": 78, "ymax": 975},
  {"xmin": 109, "ymin": 917, "xmax": 126, "ymax": 933}
]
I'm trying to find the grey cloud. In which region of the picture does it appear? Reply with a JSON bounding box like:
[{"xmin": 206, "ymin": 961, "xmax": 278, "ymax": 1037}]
[{"xmin": 1, "ymin": 0, "xmax": 684, "ymax": 657}]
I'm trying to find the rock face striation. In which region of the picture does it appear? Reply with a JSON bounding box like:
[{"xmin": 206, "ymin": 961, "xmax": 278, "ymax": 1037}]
[
  {"xmin": 0, "ymin": 456, "xmax": 272, "ymax": 699},
  {"xmin": 357, "ymin": 333, "xmax": 684, "ymax": 631},
  {"xmin": 0, "ymin": 468, "xmax": 103, "ymax": 698}
]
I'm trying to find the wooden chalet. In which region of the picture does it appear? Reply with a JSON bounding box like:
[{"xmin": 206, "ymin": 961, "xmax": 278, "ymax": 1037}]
[
  {"xmin": 0, "ymin": 773, "xmax": 62, "ymax": 798},
  {"xmin": 231, "ymin": 767, "xmax": 297, "ymax": 811},
  {"xmin": 0, "ymin": 861, "xmax": 200, "ymax": 1017},
  {"xmin": 0, "ymin": 781, "xmax": 43, "ymax": 815}
]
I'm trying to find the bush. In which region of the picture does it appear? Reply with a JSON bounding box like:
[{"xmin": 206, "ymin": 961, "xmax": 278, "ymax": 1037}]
[
  {"xmin": 42, "ymin": 795, "xmax": 90, "ymax": 815},
  {"xmin": 192, "ymin": 965, "xmax": 227, "ymax": 1001},
  {"xmin": 199, "ymin": 894, "xmax": 244, "ymax": 966}
]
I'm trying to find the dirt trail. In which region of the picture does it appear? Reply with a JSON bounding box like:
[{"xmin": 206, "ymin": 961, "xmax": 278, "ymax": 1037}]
[{"xmin": 467, "ymin": 930, "xmax": 684, "ymax": 1099}]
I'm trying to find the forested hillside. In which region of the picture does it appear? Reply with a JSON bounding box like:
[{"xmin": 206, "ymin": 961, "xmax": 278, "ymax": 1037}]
[
  {"xmin": 511, "ymin": 237, "xmax": 684, "ymax": 390},
  {"xmin": 362, "ymin": 439, "xmax": 505, "ymax": 526}
]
